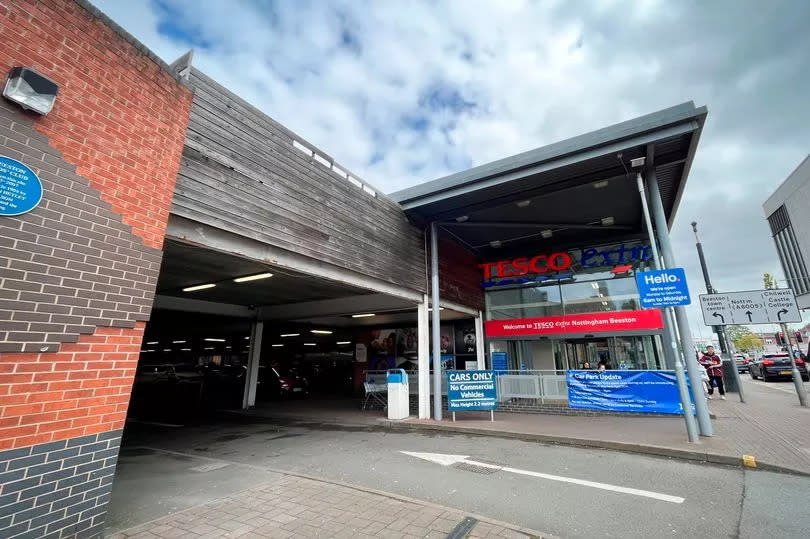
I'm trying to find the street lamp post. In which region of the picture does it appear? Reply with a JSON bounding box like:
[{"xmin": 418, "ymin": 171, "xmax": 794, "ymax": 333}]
[{"xmin": 690, "ymin": 222, "xmax": 746, "ymax": 403}]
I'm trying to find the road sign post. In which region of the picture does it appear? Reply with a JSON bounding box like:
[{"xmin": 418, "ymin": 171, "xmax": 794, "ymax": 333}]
[
  {"xmin": 780, "ymin": 322, "xmax": 808, "ymax": 407},
  {"xmin": 700, "ymin": 288, "xmax": 806, "ymax": 407}
]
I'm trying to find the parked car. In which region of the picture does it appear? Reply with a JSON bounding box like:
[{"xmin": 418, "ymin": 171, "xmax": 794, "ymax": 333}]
[
  {"xmin": 733, "ymin": 353, "xmax": 751, "ymax": 373},
  {"xmin": 749, "ymin": 353, "xmax": 809, "ymax": 382},
  {"xmin": 257, "ymin": 364, "xmax": 310, "ymax": 400}
]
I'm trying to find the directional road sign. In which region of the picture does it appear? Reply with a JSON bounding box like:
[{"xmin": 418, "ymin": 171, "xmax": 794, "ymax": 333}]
[{"xmin": 699, "ymin": 288, "xmax": 802, "ymax": 326}]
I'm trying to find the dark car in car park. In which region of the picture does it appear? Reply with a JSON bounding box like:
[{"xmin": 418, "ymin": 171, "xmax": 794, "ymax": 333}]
[{"xmin": 749, "ymin": 353, "xmax": 809, "ymax": 382}]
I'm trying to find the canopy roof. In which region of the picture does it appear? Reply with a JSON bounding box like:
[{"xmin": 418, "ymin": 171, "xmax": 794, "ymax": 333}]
[{"xmin": 391, "ymin": 102, "xmax": 707, "ymax": 260}]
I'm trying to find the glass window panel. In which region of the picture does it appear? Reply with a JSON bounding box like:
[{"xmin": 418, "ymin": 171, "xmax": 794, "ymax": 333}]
[
  {"xmin": 560, "ymin": 276, "xmax": 640, "ymax": 314},
  {"xmin": 486, "ymin": 284, "xmax": 562, "ymax": 320}
]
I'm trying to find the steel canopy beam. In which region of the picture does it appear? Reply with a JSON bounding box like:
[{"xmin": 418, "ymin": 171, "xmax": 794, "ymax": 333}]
[{"xmin": 441, "ymin": 221, "xmax": 634, "ymax": 231}]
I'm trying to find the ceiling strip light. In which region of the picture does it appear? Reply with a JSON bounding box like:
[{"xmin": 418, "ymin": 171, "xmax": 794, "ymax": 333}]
[
  {"xmin": 182, "ymin": 283, "xmax": 216, "ymax": 292},
  {"xmin": 280, "ymin": 333, "xmax": 300, "ymax": 338},
  {"xmin": 204, "ymin": 338, "xmax": 226, "ymax": 342},
  {"xmin": 304, "ymin": 343, "xmax": 317, "ymax": 346},
  {"xmin": 172, "ymin": 340, "xmax": 186, "ymax": 344},
  {"xmin": 310, "ymin": 330, "xmax": 333, "ymax": 335},
  {"xmin": 351, "ymin": 313, "xmax": 376, "ymax": 318},
  {"xmin": 336, "ymin": 341, "xmax": 351, "ymax": 345},
  {"xmin": 271, "ymin": 344, "xmax": 284, "ymax": 347},
  {"xmin": 233, "ymin": 272, "xmax": 273, "ymax": 283}
]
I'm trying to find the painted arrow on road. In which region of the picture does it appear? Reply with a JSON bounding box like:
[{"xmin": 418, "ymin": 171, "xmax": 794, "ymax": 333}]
[
  {"xmin": 400, "ymin": 451, "xmax": 685, "ymax": 504},
  {"xmin": 712, "ymin": 312, "xmax": 725, "ymax": 324}
]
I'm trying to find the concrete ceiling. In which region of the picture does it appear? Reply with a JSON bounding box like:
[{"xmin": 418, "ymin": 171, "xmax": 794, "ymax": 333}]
[{"xmin": 156, "ymin": 240, "xmax": 374, "ymax": 307}]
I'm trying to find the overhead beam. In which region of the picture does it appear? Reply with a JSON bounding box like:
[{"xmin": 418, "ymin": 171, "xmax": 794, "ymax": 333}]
[
  {"xmin": 258, "ymin": 293, "xmax": 417, "ymax": 321},
  {"xmin": 441, "ymin": 221, "xmax": 633, "ymax": 231},
  {"xmin": 153, "ymin": 295, "xmax": 256, "ymax": 318},
  {"xmin": 166, "ymin": 215, "xmax": 424, "ymax": 303}
]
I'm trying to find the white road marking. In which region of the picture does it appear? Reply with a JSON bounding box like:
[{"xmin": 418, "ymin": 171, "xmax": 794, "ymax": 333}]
[
  {"xmin": 749, "ymin": 379, "xmax": 806, "ymax": 395},
  {"xmin": 400, "ymin": 451, "xmax": 685, "ymax": 504}
]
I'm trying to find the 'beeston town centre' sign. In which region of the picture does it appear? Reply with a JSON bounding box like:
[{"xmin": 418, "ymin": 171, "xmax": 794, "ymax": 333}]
[{"xmin": 478, "ymin": 243, "xmax": 652, "ymax": 288}]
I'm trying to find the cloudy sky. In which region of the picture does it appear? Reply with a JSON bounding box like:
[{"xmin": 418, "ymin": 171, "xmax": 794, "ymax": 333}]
[{"xmin": 93, "ymin": 0, "xmax": 810, "ymax": 336}]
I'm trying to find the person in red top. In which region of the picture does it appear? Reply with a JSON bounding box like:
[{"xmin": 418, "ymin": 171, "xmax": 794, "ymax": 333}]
[{"xmin": 699, "ymin": 345, "xmax": 725, "ymax": 400}]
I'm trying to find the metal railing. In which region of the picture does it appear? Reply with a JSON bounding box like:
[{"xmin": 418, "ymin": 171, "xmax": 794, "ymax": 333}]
[
  {"xmin": 494, "ymin": 370, "xmax": 568, "ymax": 403},
  {"xmin": 363, "ymin": 370, "xmax": 447, "ymax": 395}
]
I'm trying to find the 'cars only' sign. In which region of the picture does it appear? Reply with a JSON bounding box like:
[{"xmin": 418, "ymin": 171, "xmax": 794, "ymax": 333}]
[{"xmin": 447, "ymin": 370, "xmax": 496, "ymax": 411}]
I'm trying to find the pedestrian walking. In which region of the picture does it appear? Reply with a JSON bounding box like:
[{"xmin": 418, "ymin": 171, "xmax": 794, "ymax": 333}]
[{"xmin": 699, "ymin": 345, "xmax": 725, "ymax": 400}]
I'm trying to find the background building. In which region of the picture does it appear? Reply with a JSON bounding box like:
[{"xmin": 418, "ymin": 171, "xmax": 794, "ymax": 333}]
[{"xmin": 763, "ymin": 154, "xmax": 810, "ymax": 309}]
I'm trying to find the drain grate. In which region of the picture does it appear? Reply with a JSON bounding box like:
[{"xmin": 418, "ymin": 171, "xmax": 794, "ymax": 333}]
[
  {"xmin": 453, "ymin": 462, "xmax": 499, "ymax": 475},
  {"xmin": 446, "ymin": 517, "xmax": 477, "ymax": 539}
]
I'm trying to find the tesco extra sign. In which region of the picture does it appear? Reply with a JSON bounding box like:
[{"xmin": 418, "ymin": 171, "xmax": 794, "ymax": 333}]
[{"xmin": 478, "ymin": 252, "xmax": 572, "ymax": 280}]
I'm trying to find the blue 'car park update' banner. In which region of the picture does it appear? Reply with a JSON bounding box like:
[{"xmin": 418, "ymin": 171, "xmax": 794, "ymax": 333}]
[
  {"xmin": 566, "ymin": 370, "xmax": 693, "ymax": 415},
  {"xmin": 447, "ymin": 370, "xmax": 497, "ymax": 411}
]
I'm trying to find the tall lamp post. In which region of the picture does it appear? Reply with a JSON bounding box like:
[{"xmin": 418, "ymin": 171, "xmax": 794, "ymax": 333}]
[{"xmin": 691, "ymin": 222, "xmax": 746, "ymax": 403}]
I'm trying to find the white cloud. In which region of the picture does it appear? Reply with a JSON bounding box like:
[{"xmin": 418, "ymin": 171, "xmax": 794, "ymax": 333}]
[{"xmin": 92, "ymin": 0, "xmax": 810, "ymax": 329}]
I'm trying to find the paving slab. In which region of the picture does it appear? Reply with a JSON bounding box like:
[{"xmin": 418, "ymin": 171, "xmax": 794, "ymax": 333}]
[{"xmin": 108, "ymin": 474, "xmax": 551, "ymax": 539}]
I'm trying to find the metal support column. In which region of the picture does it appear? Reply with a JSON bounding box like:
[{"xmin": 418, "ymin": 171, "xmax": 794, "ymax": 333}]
[
  {"xmin": 637, "ymin": 173, "xmax": 700, "ymax": 442},
  {"xmin": 780, "ymin": 322, "xmax": 808, "ymax": 407},
  {"xmin": 475, "ymin": 311, "xmax": 486, "ymax": 369},
  {"xmin": 645, "ymin": 172, "xmax": 712, "ymax": 436},
  {"xmin": 430, "ymin": 222, "xmax": 443, "ymax": 421},
  {"xmin": 242, "ymin": 320, "xmax": 263, "ymax": 409},
  {"xmin": 417, "ymin": 294, "xmax": 431, "ymax": 418}
]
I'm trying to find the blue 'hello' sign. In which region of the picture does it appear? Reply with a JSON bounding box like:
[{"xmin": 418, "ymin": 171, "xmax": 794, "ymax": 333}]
[{"xmin": 0, "ymin": 156, "xmax": 43, "ymax": 216}]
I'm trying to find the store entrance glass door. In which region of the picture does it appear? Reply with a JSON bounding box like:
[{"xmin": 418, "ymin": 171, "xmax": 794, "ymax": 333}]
[
  {"xmin": 561, "ymin": 335, "xmax": 665, "ymax": 370},
  {"xmin": 563, "ymin": 339, "xmax": 610, "ymax": 369}
]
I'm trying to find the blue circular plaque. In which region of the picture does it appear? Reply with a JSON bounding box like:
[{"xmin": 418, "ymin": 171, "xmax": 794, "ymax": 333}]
[{"xmin": 0, "ymin": 155, "xmax": 43, "ymax": 216}]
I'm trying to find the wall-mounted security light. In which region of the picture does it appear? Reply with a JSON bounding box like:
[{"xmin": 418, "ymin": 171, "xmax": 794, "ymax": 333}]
[
  {"xmin": 541, "ymin": 229, "xmax": 553, "ymax": 239},
  {"xmin": 3, "ymin": 67, "xmax": 59, "ymax": 115},
  {"xmin": 601, "ymin": 216, "xmax": 615, "ymax": 226}
]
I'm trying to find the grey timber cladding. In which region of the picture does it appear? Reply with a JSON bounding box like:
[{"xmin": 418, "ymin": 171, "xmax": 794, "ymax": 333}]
[
  {"xmin": 0, "ymin": 430, "xmax": 122, "ymax": 538},
  {"xmin": 172, "ymin": 68, "xmax": 427, "ymax": 293},
  {"xmin": 0, "ymin": 101, "xmax": 161, "ymax": 354}
]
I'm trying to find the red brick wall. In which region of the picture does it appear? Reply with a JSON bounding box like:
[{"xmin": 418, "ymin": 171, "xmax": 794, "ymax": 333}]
[
  {"xmin": 0, "ymin": 0, "xmax": 191, "ymax": 453},
  {"xmin": 0, "ymin": 0, "xmax": 192, "ymax": 249},
  {"xmin": 0, "ymin": 324, "xmax": 141, "ymax": 450},
  {"xmin": 436, "ymin": 237, "xmax": 485, "ymax": 310}
]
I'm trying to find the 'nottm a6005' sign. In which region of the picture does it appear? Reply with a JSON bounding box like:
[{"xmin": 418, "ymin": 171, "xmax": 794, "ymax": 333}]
[{"xmin": 478, "ymin": 243, "xmax": 652, "ymax": 288}]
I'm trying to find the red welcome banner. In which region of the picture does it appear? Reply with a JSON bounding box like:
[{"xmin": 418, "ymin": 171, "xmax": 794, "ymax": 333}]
[{"xmin": 485, "ymin": 310, "xmax": 664, "ymax": 338}]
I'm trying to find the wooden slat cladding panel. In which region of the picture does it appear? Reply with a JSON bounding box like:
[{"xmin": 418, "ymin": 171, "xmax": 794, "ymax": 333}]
[{"xmin": 172, "ymin": 68, "xmax": 426, "ymax": 293}]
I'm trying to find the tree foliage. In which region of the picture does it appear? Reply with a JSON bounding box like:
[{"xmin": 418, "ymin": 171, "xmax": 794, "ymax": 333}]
[
  {"xmin": 727, "ymin": 325, "xmax": 763, "ymax": 352},
  {"xmin": 763, "ymin": 272, "xmax": 776, "ymax": 290},
  {"xmin": 736, "ymin": 334, "xmax": 764, "ymax": 352}
]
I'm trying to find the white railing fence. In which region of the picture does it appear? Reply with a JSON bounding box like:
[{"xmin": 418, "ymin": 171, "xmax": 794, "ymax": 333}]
[{"xmin": 495, "ymin": 370, "xmax": 568, "ymax": 403}]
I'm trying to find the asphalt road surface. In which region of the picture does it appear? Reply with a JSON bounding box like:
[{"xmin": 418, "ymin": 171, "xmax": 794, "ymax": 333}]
[{"xmin": 108, "ymin": 417, "xmax": 810, "ymax": 538}]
